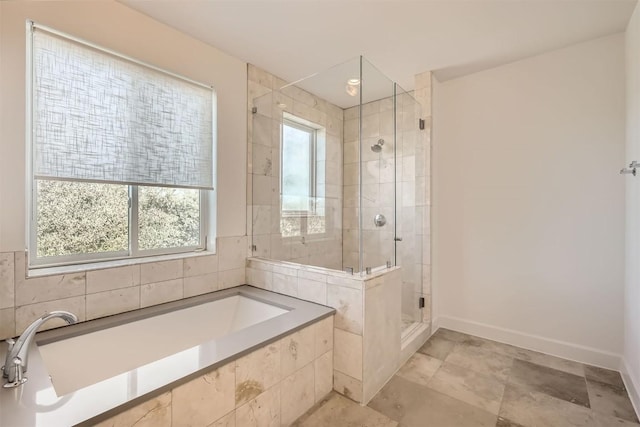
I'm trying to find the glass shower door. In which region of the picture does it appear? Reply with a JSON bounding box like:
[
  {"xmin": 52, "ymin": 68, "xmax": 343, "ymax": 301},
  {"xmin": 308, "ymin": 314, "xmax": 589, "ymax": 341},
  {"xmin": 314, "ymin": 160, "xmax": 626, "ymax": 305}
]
[
  {"xmin": 359, "ymin": 58, "xmax": 396, "ymax": 273},
  {"xmin": 395, "ymin": 84, "xmax": 424, "ymax": 333}
]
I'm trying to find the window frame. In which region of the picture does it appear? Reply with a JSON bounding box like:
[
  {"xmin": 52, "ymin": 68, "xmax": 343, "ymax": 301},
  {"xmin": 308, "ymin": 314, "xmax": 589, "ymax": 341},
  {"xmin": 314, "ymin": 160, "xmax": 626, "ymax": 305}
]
[
  {"xmin": 281, "ymin": 117, "xmax": 318, "ymax": 217},
  {"xmin": 28, "ymin": 182, "xmax": 208, "ymax": 268},
  {"xmin": 279, "ymin": 113, "xmax": 329, "ymax": 239}
]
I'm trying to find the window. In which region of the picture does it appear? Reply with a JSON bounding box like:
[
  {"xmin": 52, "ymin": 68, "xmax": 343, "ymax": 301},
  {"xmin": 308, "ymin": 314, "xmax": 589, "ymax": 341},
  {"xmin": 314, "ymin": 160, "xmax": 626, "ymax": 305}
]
[
  {"xmin": 28, "ymin": 23, "xmax": 215, "ymax": 267},
  {"xmin": 280, "ymin": 114, "xmax": 325, "ymax": 237},
  {"xmin": 282, "ymin": 119, "xmax": 317, "ymax": 214},
  {"xmin": 35, "ymin": 182, "xmax": 202, "ymax": 260}
]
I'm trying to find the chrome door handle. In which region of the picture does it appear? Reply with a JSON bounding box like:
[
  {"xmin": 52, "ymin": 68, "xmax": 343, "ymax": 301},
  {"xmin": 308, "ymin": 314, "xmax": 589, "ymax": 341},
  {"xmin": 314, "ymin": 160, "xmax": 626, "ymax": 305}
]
[
  {"xmin": 620, "ymin": 168, "xmax": 636, "ymax": 176},
  {"xmin": 621, "ymin": 161, "xmax": 639, "ymax": 176}
]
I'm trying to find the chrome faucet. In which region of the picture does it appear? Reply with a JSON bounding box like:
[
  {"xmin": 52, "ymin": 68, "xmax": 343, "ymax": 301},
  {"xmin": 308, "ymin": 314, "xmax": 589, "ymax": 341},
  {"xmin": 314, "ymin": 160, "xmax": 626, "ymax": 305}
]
[{"xmin": 2, "ymin": 311, "xmax": 77, "ymax": 388}]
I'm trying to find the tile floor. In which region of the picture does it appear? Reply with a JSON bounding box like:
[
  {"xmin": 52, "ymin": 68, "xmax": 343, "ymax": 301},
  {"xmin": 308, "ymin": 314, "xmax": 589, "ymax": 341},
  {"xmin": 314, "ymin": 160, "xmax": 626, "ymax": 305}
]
[{"xmin": 294, "ymin": 328, "xmax": 640, "ymax": 427}]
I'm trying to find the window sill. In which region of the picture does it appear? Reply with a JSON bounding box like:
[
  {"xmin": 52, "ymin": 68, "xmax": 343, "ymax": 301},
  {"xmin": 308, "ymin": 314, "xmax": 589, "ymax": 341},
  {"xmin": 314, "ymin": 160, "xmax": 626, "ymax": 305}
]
[{"xmin": 27, "ymin": 250, "xmax": 217, "ymax": 278}]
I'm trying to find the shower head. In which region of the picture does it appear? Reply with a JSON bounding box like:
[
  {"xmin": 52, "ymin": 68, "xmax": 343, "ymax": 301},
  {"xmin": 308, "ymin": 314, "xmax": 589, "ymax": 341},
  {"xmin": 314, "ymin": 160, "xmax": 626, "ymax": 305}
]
[{"xmin": 371, "ymin": 139, "xmax": 384, "ymax": 153}]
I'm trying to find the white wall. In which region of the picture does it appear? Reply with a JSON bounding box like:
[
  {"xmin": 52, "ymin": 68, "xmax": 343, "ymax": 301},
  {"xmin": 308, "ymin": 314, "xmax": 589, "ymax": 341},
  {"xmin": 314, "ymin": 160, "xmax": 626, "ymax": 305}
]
[
  {"xmin": 624, "ymin": 2, "xmax": 640, "ymax": 411},
  {"xmin": 432, "ymin": 34, "xmax": 626, "ymax": 368},
  {"xmin": 0, "ymin": 1, "xmax": 247, "ymax": 252}
]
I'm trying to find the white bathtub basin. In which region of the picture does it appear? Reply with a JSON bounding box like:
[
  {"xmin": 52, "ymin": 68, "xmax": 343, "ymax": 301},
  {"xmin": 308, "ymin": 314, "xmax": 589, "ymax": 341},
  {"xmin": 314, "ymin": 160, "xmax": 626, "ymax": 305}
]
[{"xmin": 38, "ymin": 294, "xmax": 288, "ymax": 396}]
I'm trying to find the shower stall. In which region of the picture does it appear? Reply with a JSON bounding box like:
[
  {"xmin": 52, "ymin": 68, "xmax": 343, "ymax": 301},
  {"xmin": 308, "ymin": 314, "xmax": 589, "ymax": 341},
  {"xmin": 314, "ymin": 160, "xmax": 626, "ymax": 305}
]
[{"xmin": 248, "ymin": 56, "xmax": 429, "ymax": 340}]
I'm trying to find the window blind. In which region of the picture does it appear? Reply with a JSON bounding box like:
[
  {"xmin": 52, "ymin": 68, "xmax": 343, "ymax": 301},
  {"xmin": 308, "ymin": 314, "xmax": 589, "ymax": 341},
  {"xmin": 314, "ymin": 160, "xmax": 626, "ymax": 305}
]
[{"xmin": 30, "ymin": 23, "xmax": 215, "ymax": 190}]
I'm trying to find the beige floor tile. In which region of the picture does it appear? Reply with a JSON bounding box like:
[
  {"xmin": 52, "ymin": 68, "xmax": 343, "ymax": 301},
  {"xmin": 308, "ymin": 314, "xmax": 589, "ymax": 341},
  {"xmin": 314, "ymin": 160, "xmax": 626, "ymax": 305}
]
[
  {"xmin": 427, "ymin": 362, "xmax": 506, "ymax": 415},
  {"xmin": 368, "ymin": 375, "xmax": 497, "ymax": 427},
  {"xmin": 584, "ymin": 365, "xmax": 626, "ymax": 390},
  {"xmin": 587, "ymin": 379, "xmax": 639, "ymax": 423},
  {"xmin": 445, "ymin": 342, "xmax": 514, "ymax": 382},
  {"xmin": 395, "ymin": 352, "xmax": 442, "ymax": 387},
  {"xmin": 456, "ymin": 335, "xmax": 516, "ymax": 356},
  {"xmin": 417, "ymin": 335, "xmax": 456, "ymax": 360},
  {"xmin": 455, "ymin": 335, "xmax": 585, "ymax": 378},
  {"xmin": 591, "ymin": 410, "xmax": 640, "ymax": 426},
  {"xmin": 500, "ymin": 383, "xmax": 595, "ymax": 427},
  {"xmin": 432, "ymin": 328, "xmax": 472, "ymax": 343},
  {"xmin": 513, "ymin": 349, "xmax": 585, "ymax": 377},
  {"xmin": 508, "ymin": 359, "xmax": 590, "ymax": 408},
  {"xmin": 496, "ymin": 416, "xmax": 525, "ymax": 427},
  {"xmin": 293, "ymin": 392, "xmax": 397, "ymax": 427},
  {"xmin": 299, "ymin": 329, "xmax": 640, "ymax": 427}
]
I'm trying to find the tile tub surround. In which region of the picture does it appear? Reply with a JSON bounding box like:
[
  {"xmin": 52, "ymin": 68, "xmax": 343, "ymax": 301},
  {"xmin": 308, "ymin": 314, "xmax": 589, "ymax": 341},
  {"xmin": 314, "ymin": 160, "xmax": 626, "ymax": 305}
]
[
  {"xmin": 0, "ymin": 235, "xmax": 247, "ymax": 341},
  {"xmin": 0, "ymin": 286, "xmax": 334, "ymax": 426},
  {"xmin": 247, "ymin": 257, "xmax": 411, "ymax": 404}
]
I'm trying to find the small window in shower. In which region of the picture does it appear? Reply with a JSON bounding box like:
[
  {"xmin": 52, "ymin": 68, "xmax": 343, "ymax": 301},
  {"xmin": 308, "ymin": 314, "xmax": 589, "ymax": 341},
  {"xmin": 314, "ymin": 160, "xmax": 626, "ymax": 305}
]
[{"xmin": 280, "ymin": 113, "xmax": 325, "ymax": 237}]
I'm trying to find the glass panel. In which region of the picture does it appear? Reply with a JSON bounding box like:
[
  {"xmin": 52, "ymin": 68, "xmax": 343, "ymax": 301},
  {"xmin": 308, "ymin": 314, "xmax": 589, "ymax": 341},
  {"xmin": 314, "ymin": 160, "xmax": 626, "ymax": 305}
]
[
  {"xmin": 248, "ymin": 59, "xmax": 426, "ymax": 336},
  {"xmin": 394, "ymin": 83, "xmax": 424, "ymax": 331},
  {"xmin": 138, "ymin": 187, "xmax": 200, "ymax": 250},
  {"xmin": 36, "ymin": 180, "xmax": 128, "ymax": 258},
  {"xmin": 250, "ymin": 59, "xmax": 359, "ymax": 270},
  {"xmin": 359, "ymin": 58, "xmax": 396, "ymax": 273}
]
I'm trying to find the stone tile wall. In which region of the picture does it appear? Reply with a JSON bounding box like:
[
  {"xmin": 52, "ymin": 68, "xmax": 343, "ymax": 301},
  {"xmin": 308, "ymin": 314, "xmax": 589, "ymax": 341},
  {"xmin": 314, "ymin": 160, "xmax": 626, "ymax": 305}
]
[
  {"xmin": 0, "ymin": 236, "xmax": 247, "ymax": 340},
  {"xmin": 247, "ymin": 257, "xmax": 401, "ymax": 404},
  {"xmin": 95, "ymin": 316, "xmax": 334, "ymax": 426}
]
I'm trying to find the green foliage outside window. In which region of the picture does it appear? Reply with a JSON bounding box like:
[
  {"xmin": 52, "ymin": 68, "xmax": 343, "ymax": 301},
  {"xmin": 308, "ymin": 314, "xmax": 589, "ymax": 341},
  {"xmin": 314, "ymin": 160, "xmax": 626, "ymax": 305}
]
[{"xmin": 36, "ymin": 180, "xmax": 200, "ymax": 258}]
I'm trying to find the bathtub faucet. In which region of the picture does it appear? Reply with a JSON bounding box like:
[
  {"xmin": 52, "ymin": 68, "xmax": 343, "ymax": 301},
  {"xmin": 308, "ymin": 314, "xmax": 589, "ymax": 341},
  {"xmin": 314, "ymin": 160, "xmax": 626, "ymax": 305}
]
[{"xmin": 2, "ymin": 311, "xmax": 78, "ymax": 388}]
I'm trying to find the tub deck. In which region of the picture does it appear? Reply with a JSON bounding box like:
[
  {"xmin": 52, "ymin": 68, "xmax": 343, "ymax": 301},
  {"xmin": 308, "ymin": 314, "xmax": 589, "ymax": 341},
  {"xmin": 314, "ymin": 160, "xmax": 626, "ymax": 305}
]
[{"xmin": 0, "ymin": 285, "xmax": 334, "ymax": 427}]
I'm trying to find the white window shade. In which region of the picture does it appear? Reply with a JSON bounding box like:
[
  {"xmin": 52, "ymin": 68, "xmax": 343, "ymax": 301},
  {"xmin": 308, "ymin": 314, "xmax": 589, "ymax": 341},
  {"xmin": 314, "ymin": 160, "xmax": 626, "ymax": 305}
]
[{"xmin": 30, "ymin": 24, "xmax": 216, "ymax": 190}]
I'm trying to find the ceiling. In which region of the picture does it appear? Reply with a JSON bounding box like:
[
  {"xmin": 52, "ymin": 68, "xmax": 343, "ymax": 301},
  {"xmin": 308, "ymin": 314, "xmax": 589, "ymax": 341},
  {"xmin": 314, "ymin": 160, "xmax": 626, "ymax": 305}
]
[{"xmin": 120, "ymin": 0, "xmax": 637, "ymax": 94}]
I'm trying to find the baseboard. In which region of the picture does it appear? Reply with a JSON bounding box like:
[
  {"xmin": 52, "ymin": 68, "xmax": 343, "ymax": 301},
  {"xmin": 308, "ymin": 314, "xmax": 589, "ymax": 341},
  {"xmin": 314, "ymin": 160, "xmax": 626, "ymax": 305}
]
[
  {"xmin": 436, "ymin": 315, "xmax": 621, "ymax": 370},
  {"xmin": 621, "ymin": 357, "xmax": 640, "ymax": 418}
]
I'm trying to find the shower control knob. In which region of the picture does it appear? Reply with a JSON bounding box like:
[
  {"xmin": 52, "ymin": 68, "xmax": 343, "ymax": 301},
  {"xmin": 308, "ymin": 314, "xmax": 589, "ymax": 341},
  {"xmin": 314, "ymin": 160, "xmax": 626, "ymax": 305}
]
[{"xmin": 374, "ymin": 214, "xmax": 387, "ymax": 227}]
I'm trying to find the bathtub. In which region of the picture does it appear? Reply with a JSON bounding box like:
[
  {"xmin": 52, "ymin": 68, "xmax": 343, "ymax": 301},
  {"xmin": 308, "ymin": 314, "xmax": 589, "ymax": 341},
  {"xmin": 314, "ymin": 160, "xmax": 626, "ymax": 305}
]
[{"xmin": 0, "ymin": 285, "xmax": 334, "ymax": 426}]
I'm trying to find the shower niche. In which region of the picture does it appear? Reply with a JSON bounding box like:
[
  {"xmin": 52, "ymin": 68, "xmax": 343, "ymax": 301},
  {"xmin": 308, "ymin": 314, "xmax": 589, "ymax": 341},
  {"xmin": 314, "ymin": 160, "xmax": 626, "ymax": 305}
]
[{"xmin": 247, "ymin": 57, "xmax": 431, "ymax": 402}]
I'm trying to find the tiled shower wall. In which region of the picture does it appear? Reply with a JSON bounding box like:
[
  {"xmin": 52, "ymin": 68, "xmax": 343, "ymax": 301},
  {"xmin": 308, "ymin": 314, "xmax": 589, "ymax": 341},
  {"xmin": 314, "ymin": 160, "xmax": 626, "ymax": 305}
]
[
  {"xmin": 247, "ymin": 65, "xmax": 343, "ymax": 270},
  {"xmin": 0, "ymin": 236, "xmax": 247, "ymax": 340}
]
